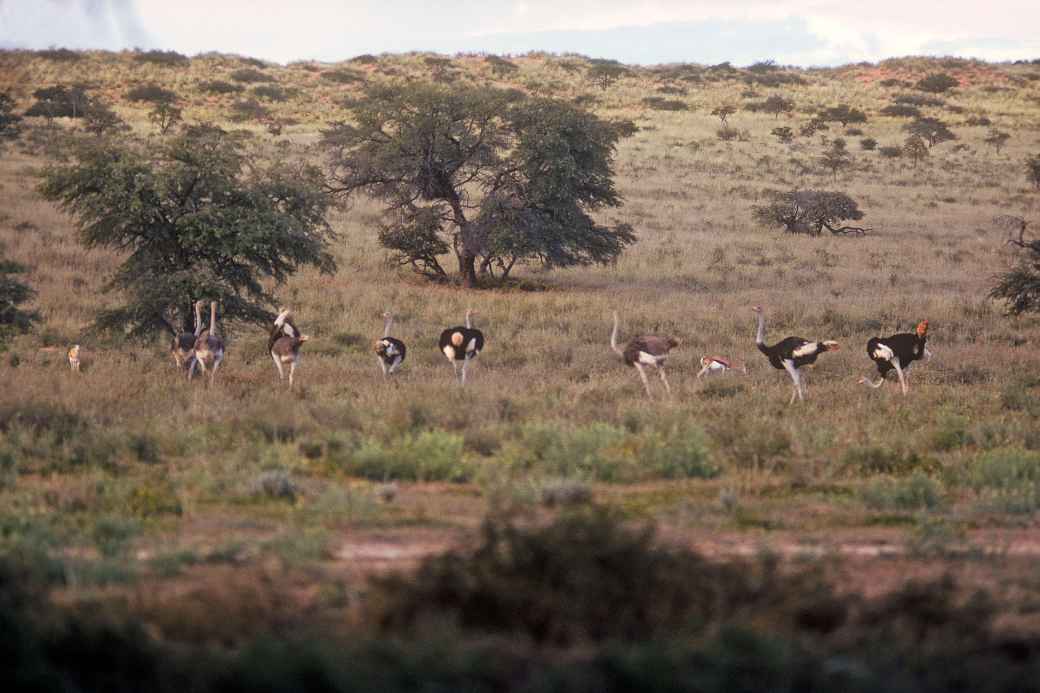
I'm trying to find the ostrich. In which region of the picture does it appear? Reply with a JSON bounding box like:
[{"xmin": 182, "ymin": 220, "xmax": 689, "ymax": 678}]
[
  {"xmin": 269, "ymin": 308, "xmax": 309, "ymax": 388},
  {"xmin": 859, "ymin": 320, "xmax": 931, "ymax": 396},
  {"xmin": 610, "ymin": 311, "xmax": 680, "ymax": 398},
  {"xmin": 190, "ymin": 301, "xmax": 225, "ymax": 385},
  {"xmin": 170, "ymin": 301, "xmax": 204, "ymax": 370},
  {"xmin": 375, "ymin": 311, "xmax": 407, "ymax": 379},
  {"xmin": 67, "ymin": 344, "xmax": 82, "ymax": 372},
  {"xmin": 439, "ymin": 309, "xmax": 484, "ymax": 384},
  {"xmin": 695, "ymin": 355, "xmax": 747, "ymax": 379},
  {"xmin": 752, "ymin": 306, "xmax": 839, "ymax": 404}
]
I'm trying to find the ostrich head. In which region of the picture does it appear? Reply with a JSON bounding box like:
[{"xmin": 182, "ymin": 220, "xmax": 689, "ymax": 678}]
[
  {"xmin": 916, "ymin": 320, "xmax": 929, "ymax": 337},
  {"xmin": 751, "ymin": 305, "xmax": 763, "ymax": 315},
  {"xmin": 274, "ymin": 308, "xmax": 291, "ymax": 327},
  {"xmin": 700, "ymin": 356, "xmax": 712, "ymax": 367},
  {"xmin": 383, "ymin": 311, "xmax": 392, "ymax": 319},
  {"xmin": 821, "ymin": 340, "xmax": 840, "ymax": 351}
]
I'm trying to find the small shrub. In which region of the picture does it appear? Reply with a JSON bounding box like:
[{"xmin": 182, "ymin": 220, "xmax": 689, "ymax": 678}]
[
  {"xmin": 91, "ymin": 516, "xmax": 141, "ymax": 557},
  {"xmin": 841, "ymin": 446, "xmax": 936, "ymax": 475},
  {"xmin": 861, "ymin": 473, "xmax": 943, "ymax": 511},
  {"xmin": 930, "ymin": 416, "xmax": 972, "ymax": 451},
  {"xmin": 322, "ymin": 69, "xmax": 364, "ymax": 84},
  {"xmin": 344, "ymin": 431, "xmax": 470, "ymax": 482},
  {"xmin": 230, "ymin": 68, "xmax": 275, "ymax": 84},
  {"xmin": 642, "ymin": 96, "xmax": 687, "ymax": 111},
  {"xmin": 860, "ymin": 137, "xmax": 877, "ymax": 150},
  {"xmin": 126, "ymin": 83, "xmax": 178, "ymax": 104},
  {"xmin": 717, "ymin": 126, "xmax": 739, "ymax": 141},
  {"xmin": 133, "ymin": 49, "xmax": 190, "ymax": 67},
  {"xmin": 881, "ymin": 104, "xmax": 921, "ymax": 118},
  {"xmin": 878, "ymin": 145, "xmax": 902, "ymax": 158},
  {"xmin": 126, "ymin": 480, "xmax": 182, "ymax": 517},
  {"xmin": 198, "ymin": 80, "xmax": 244, "ymax": 95},
  {"xmin": 969, "ymin": 449, "xmax": 1040, "ymax": 514},
  {"xmin": 538, "ymin": 479, "xmax": 593, "ymax": 508},
  {"xmin": 916, "ymin": 72, "xmax": 959, "ymax": 93},
  {"xmin": 36, "ymin": 48, "xmax": 82, "ymax": 62},
  {"xmin": 128, "ymin": 434, "xmax": 161, "ymax": 464},
  {"xmin": 251, "ymin": 84, "xmax": 287, "ymax": 102},
  {"xmin": 351, "ymin": 54, "xmax": 379, "ymax": 64},
  {"xmin": 228, "ymin": 98, "xmax": 268, "ymax": 122},
  {"xmin": 845, "ymin": 127, "xmax": 863, "ymax": 136},
  {"xmin": 252, "ymin": 470, "xmax": 297, "ymax": 502}
]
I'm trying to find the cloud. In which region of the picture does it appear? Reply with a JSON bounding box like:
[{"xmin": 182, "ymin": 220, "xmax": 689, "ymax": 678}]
[{"xmin": 0, "ymin": 0, "xmax": 152, "ymax": 50}]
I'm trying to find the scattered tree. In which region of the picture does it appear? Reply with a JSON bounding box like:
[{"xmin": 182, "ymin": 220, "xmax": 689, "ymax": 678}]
[
  {"xmin": 878, "ymin": 145, "xmax": 902, "ymax": 159},
  {"xmin": 39, "ymin": 124, "xmax": 336, "ymax": 337},
  {"xmin": 819, "ymin": 104, "xmax": 867, "ymax": 127},
  {"xmin": 819, "ymin": 138, "xmax": 852, "ymax": 179},
  {"xmin": 148, "ymin": 101, "xmax": 182, "ymax": 135},
  {"xmin": 904, "ymin": 117, "xmax": 956, "ymax": 148},
  {"xmin": 230, "ymin": 68, "xmax": 275, "ymax": 84},
  {"xmin": 760, "ymin": 95, "xmax": 795, "ymax": 118},
  {"xmin": 485, "ymin": 55, "xmax": 519, "ymax": 77},
  {"xmin": 587, "ymin": 61, "xmax": 630, "ymax": 90},
  {"xmin": 711, "ymin": 105, "xmax": 737, "ymax": 125},
  {"xmin": 753, "ymin": 190, "xmax": 868, "ymax": 236},
  {"xmin": 0, "ymin": 252, "xmax": 39, "ymax": 343},
  {"xmin": 25, "ymin": 85, "xmax": 89, "ymax": 119},
  {"xmin": 990, "ymin": 226, "xmax": 1040, "ymax": 314},
  {"xmin": 133, "ymin": 49, "xmax": 190, "ymax": 68},
  {"xmin": 1028, "ymin": 154, "xmax": 1040, "ymax": 190},
  {"xmin": 800, "ymin": 117, "xmax": 828, "ymax": 137},
  {"xmin": 771, "ymin": 126, "xmax": 794, "ymax": 144},
  {"xmin": 198, "ymin": 80, "xmax": 244, "ymax": 95},
  {"xmin": 915, "ymin": 73, "xmax": 959, "ymax": 94},
  {"xmin": 984, "ymin": 129, "xmax": 1010, "ymax": 154},
  {"xmin": 81, "ymin": 100, "xmax": 128, "ymax": 137},
  {"xmin": 880, "ymin": 104, "xmax": 921, "ymax": 118},
  {"xmin": 903, "ymin": 134, "xmax": 929, "ymax": 166},
  {"xmin": 0, "ymin": 92, "xmax": 23, "ymax": 142},
  {"xmin": 321, "ymin": 83, "xmax": 637, "ymax": 287}
]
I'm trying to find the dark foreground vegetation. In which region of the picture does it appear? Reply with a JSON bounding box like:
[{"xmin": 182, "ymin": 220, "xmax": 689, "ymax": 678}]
[{"xmin": 5, "ymin": 511, "xmax": 1040, "ymax": 692}]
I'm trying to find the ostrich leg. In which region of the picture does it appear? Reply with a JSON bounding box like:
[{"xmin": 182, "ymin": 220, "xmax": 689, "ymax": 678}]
[{"xmin": 634, "ymin": 363, "xmax": 653, "ymax": 398}]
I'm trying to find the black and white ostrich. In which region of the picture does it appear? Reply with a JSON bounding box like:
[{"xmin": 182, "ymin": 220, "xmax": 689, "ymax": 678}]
[
  {"xmin": 753, "ymin": 305, "xmax": 839, "ymax": 404},
  {"xmin": 859, "ymin": 320, "xmax": 931, "ymax": 396},
  {"xmin": 375, "ymin": 311, "xmax": 407, "ymax": 379},
  {"xmin": 269, "ymin": 308, "xmax": 309, "ymax": 388},
  {"xmin": 610, "ymin": 311, "xmax": 680, "ymax": 398},
  {"xmin": 439, "ymin": 309, "xmax": 484, "ymax": 384}
]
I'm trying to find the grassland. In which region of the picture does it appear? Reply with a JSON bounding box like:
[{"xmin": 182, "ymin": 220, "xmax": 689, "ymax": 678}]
[{"xmin": 1, "ymin": 48, "xmax": 1040, "ymax": 660}]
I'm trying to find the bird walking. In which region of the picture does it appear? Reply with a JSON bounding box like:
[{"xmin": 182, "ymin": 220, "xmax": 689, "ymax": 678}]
[
  {"xmin": 67, "ymin": 344, "xmax": 82, "ymax": 372},
  {"xmin": 752, "ymin": 306, "xmax": 839, "ymax": 404},
  {"xmin": 859, "ymin": 320, "xmax": 931, "ymax": 396},
  {"xmin": 170, "ymin": 300, "xmax": 204, "ymax": 371},
  {"xmin": 269, "ymin": 308, "xmax": 310, "ymax": 388},
  {"xmin": 695, "ymin": 355, "xmax": 747, "ymax": 379},
  {"xmin": 375, "ymin": 311, "xmax": 407, "ymax": 379},
  {"xmin": 610, "ymin": 311, "xmax": 679, "ymax": 398},
  {"xmin": 439, "ymin": 309, "xmax": 484, "ymax": 385},
  {"xmin": 190, "ymin": 301, "xmax": 225, "ymax": 385}
]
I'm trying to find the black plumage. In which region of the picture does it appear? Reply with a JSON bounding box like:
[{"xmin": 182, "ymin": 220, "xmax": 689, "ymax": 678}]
[
  {"xmin": 440, "ymin": 310, "xmax": 484, "ymax": 384},
  {"xmin": 753, "ymin": 306, "xmax": 839, "ymax": 403},
  {"xmin": 862, "ymin": 321, "xmax": 929, "ymax": 395}
]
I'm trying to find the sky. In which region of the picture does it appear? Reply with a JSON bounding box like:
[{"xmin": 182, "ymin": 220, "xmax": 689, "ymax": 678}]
[{"xmin": 1, "ymin": 0, "xmax": 1039, "ymax": 66}]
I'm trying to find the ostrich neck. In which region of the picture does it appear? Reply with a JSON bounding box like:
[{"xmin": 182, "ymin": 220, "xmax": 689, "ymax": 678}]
[
  {"xmin": 755, "ymin": 313, "xmax": 766, "ymax": 345},
  {"xmin": 210, "ymin": 304, "xmax": 218, "ymax": 338},
  {"xmin": 610, "ymin": 315, "xmax": 623, "ymax": 356},
  {"xmin": 465, "ymin": 313, "xmax": 472, "ymax": 329},
  {"xmin": 384, "ymin": 316, "xmax": 392, "ymax": 338}
]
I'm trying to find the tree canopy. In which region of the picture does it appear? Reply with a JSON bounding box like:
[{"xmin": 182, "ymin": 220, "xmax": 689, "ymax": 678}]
[
  {"xmin": 39, "ymin": 124, "xmax": 335, "ymax": 338},
  {"xmin": 904, "ymin": 117, "xmax": 956, "ymax": 148},
  {"xmin": 991, "ymin": 231, "xmax": 1040, "ymax": 314},
  {"xmin": 0, "ymin": 253, "xmax": 38, "ymax": 343},
  {"xmin": 753, "ymin": 190, "xmax": 868, "ymax": 236},
  {"xmin": 321, "ymin": 83, "xmax": 637, "ymax": 286}
]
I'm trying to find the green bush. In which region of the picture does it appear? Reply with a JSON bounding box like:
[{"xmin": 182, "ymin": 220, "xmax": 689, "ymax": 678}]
[
  {"xmin": 126, "ymin": 480, "xmax": 183, "ymax": 517},
  {"xmin": 133, "ymin": 49, "xmax": 190, "ymax": 67},
  {"xmin": 842, "ymin": 446, "xmax": 936, "ymax": 475},
  {"xmin": 968, "ymin": 449, "xmax": 1040, "ymax": 513},
  {"xmin": 230, "ymin": 67, "xmax": 275, "ymax": 83},
  {"xmin": 198, "ymin": 80, "xmax": 244, "ymax": 95},
  {"xmin": 503, "ymin": 422, "xmax": 716, "ymax": 482},
  {"xmin": 344, "ymin": 431, "xmax": 471, "ymax": 482},
  {"xmin": 861, "ymin": 473, "xmax": 943, "ymax": 511},
  {"xmin": 126, "ymin": 83, "xmax": 178, "ymax": 104}
]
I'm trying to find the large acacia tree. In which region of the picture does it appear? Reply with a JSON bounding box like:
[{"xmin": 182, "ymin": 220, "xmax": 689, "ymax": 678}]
[
  {"xmin": 40, "ymin": 125, "xmax": 335, "ymax": 338},
  {"xmin": 321, "ymin": 83, "xmax": 636, "ymax": 287}
]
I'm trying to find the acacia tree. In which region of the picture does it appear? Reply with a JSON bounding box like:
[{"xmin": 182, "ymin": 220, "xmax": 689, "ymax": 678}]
[
  {"xmin": 0, "ymin": 253, "xmax": 38, "ymax": 343},
  {"xmin": 819, "ymin": 138, "xmax": 852, "ymax": 179},
  {"xmin": 904, "ymin": 117, "xmax": 955, "ymax": 148},
  {"xmin": 0, "ymin": 92, "xmax": 23, "ymax": 143},
  {"xmin": 753, "ymin": 190, "xmax": 869, "ymax": 236},
  {"xmin": 1026, "ymin": 154, "xmax": 1040, "ymax": 190},
  {"xmin": 39, "ymin": 124, "xmax": 335, "ymax": 337},
  {"xmin": 711, "ymin": 105, "xmax": 737, "ymax": 125},
  {"xmin": 984, "ymin": 129, "xmax": 1010, "ymax": 154},
  {"xmin": 819, "ymin": 104, "xmax": 867, "ymax": 127},
  {"xmin": 903, "ymin": 134, "xmax": 929, "ymax": 167},
  {"xmin": 321, "ymin": 83, "xmax": 637, "ymax": 287},
  {"xmin": 991, "ymin": 229, "xmax": 1040, "ymax": 314}
]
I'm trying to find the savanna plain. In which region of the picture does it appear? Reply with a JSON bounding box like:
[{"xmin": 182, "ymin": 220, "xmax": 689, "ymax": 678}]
[{"xmin": 2, "ymin": 48, "xmax": 1040, "ymax": 690}]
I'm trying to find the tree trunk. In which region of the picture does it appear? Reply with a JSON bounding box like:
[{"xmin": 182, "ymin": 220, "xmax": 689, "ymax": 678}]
[{"xmin": 459, "ymin": 253, "xmax": 478, "ymax": 288}]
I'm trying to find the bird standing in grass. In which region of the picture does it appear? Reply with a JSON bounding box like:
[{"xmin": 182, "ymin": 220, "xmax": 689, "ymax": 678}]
[
  {"xmin": 190, "ymin": 301, "xmax": 225, "ymax": 385},
  {"xmin": 752, "ymin": 305, "xmax": 839, "ymax": 404},
  {"xmin": 859, "ymin": 320, "xmax": 931, "ymax": 396},
  {"xmin": 610, "ymin": 311, "xmax": 679, "ymax": 398},
  {"xmin": 67, "ymin": 344, "xmax": 82, "ymax": 372},
  {"xmin": 695, "ymin": 355, "xmax": 747, "ymax": 378},
  {"xmin": 269, "ymin": 308, "xmax": 309, "ymax": 388},
  {"xmin": 170, "ymin": 301, "xmax": 204, "ymax": 371},
  {"xmin": 439, "ymin": 309, "xmax": 484, "ymax": 384},
  {"xmin": 375, "ymin": 311, "xmax": 407, "ymax": 379}
]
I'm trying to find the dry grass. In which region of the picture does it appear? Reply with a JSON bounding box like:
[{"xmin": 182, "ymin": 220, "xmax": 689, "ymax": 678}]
[{"xmin": 2, "ymin": 49, "xmax": 1040, "ymax": 627}]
